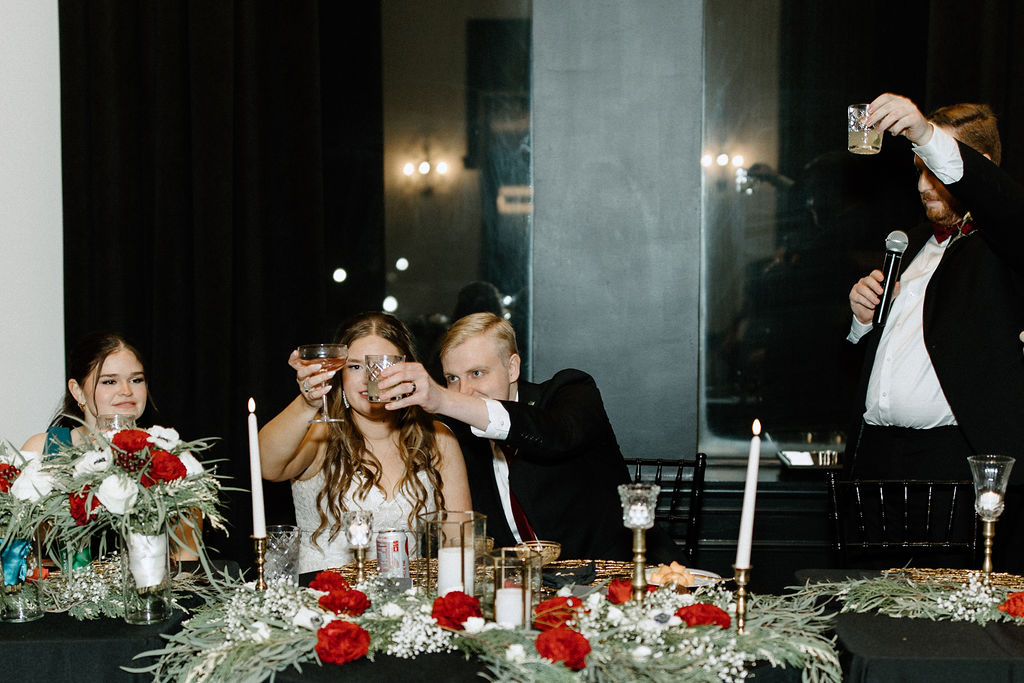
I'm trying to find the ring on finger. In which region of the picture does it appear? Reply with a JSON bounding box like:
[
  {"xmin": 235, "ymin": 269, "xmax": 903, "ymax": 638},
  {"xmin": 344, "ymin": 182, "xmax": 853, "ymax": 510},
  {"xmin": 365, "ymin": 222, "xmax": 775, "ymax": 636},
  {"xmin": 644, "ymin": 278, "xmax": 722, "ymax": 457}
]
[
  {"xmin": 302, "ymin": 381, "xmax": 311, "ymax": 392},
  {"xmin": 410, "ymin": 382, "xmax": 417, "ymax": 394}
]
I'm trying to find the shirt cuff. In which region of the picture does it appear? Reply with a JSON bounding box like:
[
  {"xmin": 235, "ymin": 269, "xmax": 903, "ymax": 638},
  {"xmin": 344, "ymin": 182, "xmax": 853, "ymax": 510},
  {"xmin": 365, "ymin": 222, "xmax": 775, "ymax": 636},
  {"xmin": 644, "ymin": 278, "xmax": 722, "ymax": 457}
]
[
  {"xmin": 913, "ymin": 122, "xmax": 963, "ymax": 185},
  {"xmin": 470, "ymin": 398, "xmax": 512, "ymax": 439},
  {"xmin": 847, "ymin": 316, "xmax": 873, "ymax": 343}
]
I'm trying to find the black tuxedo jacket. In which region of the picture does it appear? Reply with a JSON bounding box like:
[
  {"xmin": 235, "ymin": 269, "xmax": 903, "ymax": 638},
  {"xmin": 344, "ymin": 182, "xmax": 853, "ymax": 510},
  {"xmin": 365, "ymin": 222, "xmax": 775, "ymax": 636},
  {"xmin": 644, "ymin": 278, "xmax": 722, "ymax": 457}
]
[
  {"xmin": 846, "ymin": 141, "xmax": 1024, "ymax": 478},
  {"xmin": 450, "ymin": 369, "xmax": 633, "ymax": 560}
]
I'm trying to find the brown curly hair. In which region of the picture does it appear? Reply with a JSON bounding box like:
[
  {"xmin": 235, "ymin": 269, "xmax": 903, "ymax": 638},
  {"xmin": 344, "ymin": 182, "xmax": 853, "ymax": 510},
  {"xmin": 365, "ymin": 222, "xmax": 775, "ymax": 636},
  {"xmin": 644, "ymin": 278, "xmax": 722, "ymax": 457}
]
[{"xmin": 311, "ymin": 312, "xmax": 446, "ymax": 549}]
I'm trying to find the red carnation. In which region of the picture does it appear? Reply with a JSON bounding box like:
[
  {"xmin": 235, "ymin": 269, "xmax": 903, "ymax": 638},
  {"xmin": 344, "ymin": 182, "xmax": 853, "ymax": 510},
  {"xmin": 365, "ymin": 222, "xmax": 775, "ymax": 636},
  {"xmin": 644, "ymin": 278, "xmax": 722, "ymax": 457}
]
[
  {"xmin": 141, "ymin": 450, "xmax": 187, "ymax": 487},
  {"xmin": 431, "ymin": 590, "xmax": 482, "ymax": 630},
  {"xmin": 536, "ymin": 627, "xmax": 591, "ymax": 670},
  {"xmin": 607, "ymin": 578, "xmax": 633, "ymax": 604},
  {"xmin": 533, "ymin": 595, "xmax": 584, "ymax": 631},
  {"xmin": 0, "ymin": 463, "xmax": 20, "ymax": 493},
  {"xmin": 69, "ymin": 487, "xmax": 100, "ymax": 526},
  {"xmin": 319, "ymin": 589, "xmax": 370, "ymax": 617},
  {"xmin": 310, "ymin": 571, "xmax": 351, "ymax": 593},
  {"xmin": 315, "ymin": 620, "xmax": 370, "ymax": 665},
  {"xmin": 1000, "ymin": 592, "xmax": 1024, "ymax": 618},
  {"xmin": 676, "ymin": 603, "xmax": 731, "ymax": 629},
  {"xmin": 112, "ymin": 429, "xmax": 151, "ymax": 453}
]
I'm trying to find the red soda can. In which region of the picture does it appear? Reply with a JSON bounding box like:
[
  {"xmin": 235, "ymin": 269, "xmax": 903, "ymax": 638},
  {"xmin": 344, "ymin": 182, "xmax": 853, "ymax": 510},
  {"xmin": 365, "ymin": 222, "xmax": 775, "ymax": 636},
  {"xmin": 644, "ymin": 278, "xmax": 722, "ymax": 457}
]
[{"xmin": 376, "ymin": 529, "xmax": 410, "ymax": 578}]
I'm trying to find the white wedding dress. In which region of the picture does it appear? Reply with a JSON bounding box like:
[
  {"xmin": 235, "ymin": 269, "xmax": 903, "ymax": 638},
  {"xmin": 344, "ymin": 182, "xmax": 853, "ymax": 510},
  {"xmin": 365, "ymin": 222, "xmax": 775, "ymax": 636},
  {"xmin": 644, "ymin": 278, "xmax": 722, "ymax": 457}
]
[{"xmin": 292, "ymin": 469, "xmax": 434, "ymax": 573}]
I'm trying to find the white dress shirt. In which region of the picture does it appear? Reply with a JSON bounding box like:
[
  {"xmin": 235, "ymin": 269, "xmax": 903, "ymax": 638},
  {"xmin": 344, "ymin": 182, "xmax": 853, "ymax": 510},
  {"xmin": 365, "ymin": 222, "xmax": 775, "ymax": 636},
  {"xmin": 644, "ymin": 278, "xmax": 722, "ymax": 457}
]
[
  {"xmin": 847, "ymin": 124, "xmax": 964, "ymax": 428},
  {"xmin": 472, "ymin": 395, "xmax": 522, "ymax": 543}
]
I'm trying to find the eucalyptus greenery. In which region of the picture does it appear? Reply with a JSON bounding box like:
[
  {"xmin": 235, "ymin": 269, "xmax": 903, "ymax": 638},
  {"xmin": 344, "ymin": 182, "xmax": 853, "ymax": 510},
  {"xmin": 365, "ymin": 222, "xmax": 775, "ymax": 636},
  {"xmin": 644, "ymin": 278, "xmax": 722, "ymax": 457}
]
[
  {"xmin": 127, "ymin": 574, "xmax": 841, "ymax": 683},
  {"xmin": 792, "ymin": 571, "xmax": 1018, "ymax": 627}
]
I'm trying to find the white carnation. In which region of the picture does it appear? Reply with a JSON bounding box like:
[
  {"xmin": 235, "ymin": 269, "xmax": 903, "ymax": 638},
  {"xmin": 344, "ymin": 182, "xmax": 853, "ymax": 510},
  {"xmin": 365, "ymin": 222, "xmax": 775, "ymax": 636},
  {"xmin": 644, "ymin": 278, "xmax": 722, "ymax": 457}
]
[
  {"xmin": 96, "ymin": 473, "xmax": 139, "ymax": 514},
  {"xmin": 250, "ymin": 621, "xmax": 272, "ymax": 642},
  {"xmin": 462, "ymin": 616, "xmax": 485, "ymax": 633},
  {"xmin": 380, "ymin": 602, "xmax": 405, "ymax": 618},
  {"xmin": 505, "ymin": 643, "xmax": 527, "ymax": 662}
]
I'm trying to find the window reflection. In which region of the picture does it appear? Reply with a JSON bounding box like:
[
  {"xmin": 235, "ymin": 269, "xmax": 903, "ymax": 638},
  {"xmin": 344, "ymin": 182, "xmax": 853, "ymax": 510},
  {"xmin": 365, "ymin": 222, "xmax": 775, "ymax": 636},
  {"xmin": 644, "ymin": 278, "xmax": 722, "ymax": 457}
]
[{"xmin": 381, "ymin": 1, "xmax": 531, "ymax": 377}]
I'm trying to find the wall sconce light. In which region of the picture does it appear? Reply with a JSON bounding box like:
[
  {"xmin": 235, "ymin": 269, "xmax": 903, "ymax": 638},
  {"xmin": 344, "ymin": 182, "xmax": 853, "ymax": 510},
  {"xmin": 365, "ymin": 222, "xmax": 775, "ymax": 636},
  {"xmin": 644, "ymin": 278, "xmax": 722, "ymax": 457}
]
[{"xmin": 401, "ymin": 142, "xmax": 453, "ymax": 196}]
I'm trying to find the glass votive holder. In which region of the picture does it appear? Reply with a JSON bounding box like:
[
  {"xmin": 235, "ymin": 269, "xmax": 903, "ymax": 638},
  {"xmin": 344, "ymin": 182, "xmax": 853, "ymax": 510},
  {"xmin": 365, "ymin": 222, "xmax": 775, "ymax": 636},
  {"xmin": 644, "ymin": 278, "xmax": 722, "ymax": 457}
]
[
  {"xmin": 420, "ymin": 510, "xmax": 486, "ymax": 597},
  {"xmin": 968, "ymin": 455, "xmax": 1015, "ymax": 521},
  {"xmin": 618, "ymin": 483, "xmax": 660, "ymax": 530},
  {"xmin": 341, "ymin": 510, "xmax": 374, "ymax": 549},
  {"xmin": 489, "ymin": 547, "xmax": 541, "ymax": 628},
  {"xmin": 1, "ymin": 527, "xmax": 44, "ymax": 623}
]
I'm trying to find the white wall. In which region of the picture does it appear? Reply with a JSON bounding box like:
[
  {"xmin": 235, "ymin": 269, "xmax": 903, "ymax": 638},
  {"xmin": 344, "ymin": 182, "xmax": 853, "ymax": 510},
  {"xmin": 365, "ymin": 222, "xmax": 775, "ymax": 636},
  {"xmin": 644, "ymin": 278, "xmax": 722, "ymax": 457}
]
[{"xmin": 0, "ymin": 1, "xmax": 65, "ymax": 444}]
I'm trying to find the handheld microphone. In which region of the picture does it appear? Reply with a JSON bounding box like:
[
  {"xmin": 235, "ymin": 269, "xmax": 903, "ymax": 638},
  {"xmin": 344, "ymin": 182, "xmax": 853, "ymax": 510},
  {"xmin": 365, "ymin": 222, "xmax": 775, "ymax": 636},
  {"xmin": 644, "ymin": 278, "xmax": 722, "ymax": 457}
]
[{"xmin": 873, "ymin": 230, "xmax": 909, "ymax": 326}]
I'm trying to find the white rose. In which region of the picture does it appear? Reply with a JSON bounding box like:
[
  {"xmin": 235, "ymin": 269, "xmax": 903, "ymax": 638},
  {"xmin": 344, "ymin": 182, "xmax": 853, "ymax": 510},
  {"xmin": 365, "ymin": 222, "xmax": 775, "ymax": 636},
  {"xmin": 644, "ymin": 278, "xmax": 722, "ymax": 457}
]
[
  {"xmin": 10, "ymin": 460, "xmax": 55, "ymax": 502},
  {"xmin": 147, "ymin": 426, "xmax": 181, "ymax": 451},
  {"xmin": 74, "ymin": 448, "xmax": 113, "ymax": 476},
  {"xmin": 177, "ymin": 451, "xmax": 204, "ymax": 475},
  {"xmin": 96, "ymin": 473, "xmax": 139, "ymax": 514}
]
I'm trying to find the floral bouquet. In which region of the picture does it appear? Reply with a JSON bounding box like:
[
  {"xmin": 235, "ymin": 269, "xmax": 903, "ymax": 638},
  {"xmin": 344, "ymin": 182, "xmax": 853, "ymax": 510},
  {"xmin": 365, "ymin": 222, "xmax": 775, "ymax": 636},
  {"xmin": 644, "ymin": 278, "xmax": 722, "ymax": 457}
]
[
  {"xmin": 1, "ymin": 426, "xmax": 228, "ymax": 621},
  {"xmin": 1, "ymin": 444, "xmax": 51, "ymax": 588}
]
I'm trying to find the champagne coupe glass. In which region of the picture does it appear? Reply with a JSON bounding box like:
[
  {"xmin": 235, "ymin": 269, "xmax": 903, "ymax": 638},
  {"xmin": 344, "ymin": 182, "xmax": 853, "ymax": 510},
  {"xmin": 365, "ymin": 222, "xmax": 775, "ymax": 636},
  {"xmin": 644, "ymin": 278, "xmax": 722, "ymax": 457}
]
[{"xmin": 297, "ymin": 344, "xmax": 348, "ymax": 423}]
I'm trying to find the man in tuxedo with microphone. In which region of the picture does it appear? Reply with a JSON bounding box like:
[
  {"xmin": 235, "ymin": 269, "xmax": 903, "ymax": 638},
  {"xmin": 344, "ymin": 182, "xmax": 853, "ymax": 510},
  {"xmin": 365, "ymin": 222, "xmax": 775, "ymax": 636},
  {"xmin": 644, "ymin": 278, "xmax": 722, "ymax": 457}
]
[{"xmin": 845, "ymin": 94, "xmax": 1024, "ymax": 502}]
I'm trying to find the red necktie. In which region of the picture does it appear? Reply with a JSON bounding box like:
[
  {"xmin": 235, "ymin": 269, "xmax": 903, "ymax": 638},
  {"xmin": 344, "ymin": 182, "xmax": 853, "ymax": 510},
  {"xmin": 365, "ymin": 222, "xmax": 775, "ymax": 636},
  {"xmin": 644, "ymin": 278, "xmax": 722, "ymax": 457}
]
[{"xmin": 499, "ymin": 442, "xmax": 537, "ymax": 542}]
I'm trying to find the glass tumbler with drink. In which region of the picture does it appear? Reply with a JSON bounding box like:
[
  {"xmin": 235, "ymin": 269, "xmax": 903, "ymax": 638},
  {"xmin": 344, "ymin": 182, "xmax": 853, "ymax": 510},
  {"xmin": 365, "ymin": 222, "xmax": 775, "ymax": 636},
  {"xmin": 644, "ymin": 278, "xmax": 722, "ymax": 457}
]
[
  {"xmin": 365, "ymin": 354, "xmax": 405, "ymax": 403},
  {"xmin": 297, "ymin": 343, "xmax": 348, "ymax": 423},
  {"xmin": 848, "ymin": 103, "xmax": 882, "ymax": 155}
]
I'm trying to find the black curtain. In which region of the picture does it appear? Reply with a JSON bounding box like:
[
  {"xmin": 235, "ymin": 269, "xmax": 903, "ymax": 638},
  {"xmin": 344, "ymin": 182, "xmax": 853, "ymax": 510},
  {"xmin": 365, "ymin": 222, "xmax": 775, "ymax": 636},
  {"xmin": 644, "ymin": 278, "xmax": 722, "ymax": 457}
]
[{"xmin": 58, "ymin": 1, "xmax": 384, "ymax": 566}]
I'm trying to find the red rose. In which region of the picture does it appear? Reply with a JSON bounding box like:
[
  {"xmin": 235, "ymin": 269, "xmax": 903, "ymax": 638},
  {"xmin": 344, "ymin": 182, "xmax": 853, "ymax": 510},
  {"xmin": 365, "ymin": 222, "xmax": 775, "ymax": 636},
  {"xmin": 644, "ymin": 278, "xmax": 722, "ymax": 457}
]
[
  {"xmin": 112, "ymin": 429, "xmax": 151, "ymax": 453},
  {"xmin": 319, "ymin": 589, "xmax": 370, "ymax": 617},
  {"xmin": 431, "ymin": 591, "xmax": 482, "ymax": 630},
  {"xmin": 310, "ymin": 571, "xmax": 351, "ymax": 593},
  {"xmin": 315, "ymin": 620, "xmax": 370, "ymax": 665},
  {"xmin": 535, "ymin": 627, "xmax": 591, "ymax": 670},
  {"xmin": 607, "ymin": 578, "xmax": 633, "ymax": 604},
  {"xmin": 999, "ymin": 592, "xmax": 1024, "ymax": 618},
  {"xmin": 533, "ymin": 595, "xmax": 584, "ymax": 631},
  {"xmin": 676, "ymin": 603, "xmax": 731, "ymax": 629},
  {"xmin": 0, "ymin": 463, "xmax": 20, "ymax": 493},
  {"xmin": 141, "ymin": 450, "xmax": 187, "ymax": 487},
  {"xmin": 69, "ymin": 487, "xmax": 100, "ymax": 526}
]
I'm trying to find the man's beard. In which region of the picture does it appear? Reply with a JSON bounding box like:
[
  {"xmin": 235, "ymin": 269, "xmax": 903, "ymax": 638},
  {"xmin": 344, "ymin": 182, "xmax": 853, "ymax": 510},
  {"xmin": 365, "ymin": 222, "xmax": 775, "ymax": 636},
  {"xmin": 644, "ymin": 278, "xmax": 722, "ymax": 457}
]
[{"xmin": 921, "ymin": 191, "xmax": 966, "ymax": 226}]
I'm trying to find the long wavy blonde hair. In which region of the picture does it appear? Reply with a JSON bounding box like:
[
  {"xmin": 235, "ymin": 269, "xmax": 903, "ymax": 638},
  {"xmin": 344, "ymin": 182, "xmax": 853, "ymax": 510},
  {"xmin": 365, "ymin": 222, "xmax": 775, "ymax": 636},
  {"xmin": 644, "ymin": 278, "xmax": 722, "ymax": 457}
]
[{"xmin": 311, "ymin": 312, "xmax": 445, "ymax": 548}]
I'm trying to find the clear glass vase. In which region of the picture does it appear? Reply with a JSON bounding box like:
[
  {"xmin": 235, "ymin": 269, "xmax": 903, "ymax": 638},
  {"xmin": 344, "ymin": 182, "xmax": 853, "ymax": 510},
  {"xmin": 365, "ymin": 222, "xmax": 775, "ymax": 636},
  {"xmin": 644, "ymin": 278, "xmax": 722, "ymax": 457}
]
[
  {"xmin": 121, "ymin": 526, "xmax": 171, "ymax": 624},
  {"xmin": 1, "ymin": 527, "xmax": 44, "ymax": 623}
]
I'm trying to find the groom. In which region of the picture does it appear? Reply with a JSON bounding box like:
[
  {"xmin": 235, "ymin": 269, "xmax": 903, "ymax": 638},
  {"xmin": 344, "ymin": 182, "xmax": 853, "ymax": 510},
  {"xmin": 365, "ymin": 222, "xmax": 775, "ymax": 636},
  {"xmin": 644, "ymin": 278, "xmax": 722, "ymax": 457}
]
[{"xmin": 382, "ymin": 312, "xmax": 635, "ymax": 561}]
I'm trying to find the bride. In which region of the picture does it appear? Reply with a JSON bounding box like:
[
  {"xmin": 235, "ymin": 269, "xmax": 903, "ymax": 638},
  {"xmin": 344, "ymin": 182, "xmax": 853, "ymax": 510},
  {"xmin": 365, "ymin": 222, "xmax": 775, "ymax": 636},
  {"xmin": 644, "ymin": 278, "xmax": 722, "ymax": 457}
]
[{"xmin": 259, "ymin": 312, "xmax": 471, "ymax": 573}]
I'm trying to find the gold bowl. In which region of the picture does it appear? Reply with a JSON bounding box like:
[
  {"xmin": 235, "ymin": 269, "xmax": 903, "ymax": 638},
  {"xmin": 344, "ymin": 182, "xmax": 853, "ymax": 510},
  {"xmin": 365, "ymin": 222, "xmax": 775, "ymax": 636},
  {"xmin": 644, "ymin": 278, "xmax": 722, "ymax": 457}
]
[{"xmin": 517, "ymin": 540, "xmax": 561, "ymax": 565}]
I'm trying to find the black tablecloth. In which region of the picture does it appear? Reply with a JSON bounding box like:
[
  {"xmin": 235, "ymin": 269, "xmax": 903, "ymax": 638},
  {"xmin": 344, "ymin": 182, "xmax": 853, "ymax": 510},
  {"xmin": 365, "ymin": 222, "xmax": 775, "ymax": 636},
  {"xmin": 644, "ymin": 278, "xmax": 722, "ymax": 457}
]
[
  {"xmin": 836, "ymin": 611, "xmax": 1024, "ymax": 682},
  {"xmin": 0, "ymin": 610, "xmax": 185, "ymax": 681}
]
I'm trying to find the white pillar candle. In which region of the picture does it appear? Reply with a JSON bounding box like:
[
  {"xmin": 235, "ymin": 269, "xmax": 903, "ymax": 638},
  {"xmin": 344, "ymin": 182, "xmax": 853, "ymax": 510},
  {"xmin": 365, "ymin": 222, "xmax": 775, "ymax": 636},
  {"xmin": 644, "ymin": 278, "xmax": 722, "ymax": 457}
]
[
  {"xmin": 735, "ymin": 419, "xmax": 761, "ymax": 568},
  {"xmin": 247, "ymin": 398, "xmax": 267, "ymax": 538},
  {"xmin": 495, "ymin": 586, "xmax": 530, "ymax": 627},
  {"xmin": 437, "ymin": 546, "xmax": 474, "ymax": 596}
]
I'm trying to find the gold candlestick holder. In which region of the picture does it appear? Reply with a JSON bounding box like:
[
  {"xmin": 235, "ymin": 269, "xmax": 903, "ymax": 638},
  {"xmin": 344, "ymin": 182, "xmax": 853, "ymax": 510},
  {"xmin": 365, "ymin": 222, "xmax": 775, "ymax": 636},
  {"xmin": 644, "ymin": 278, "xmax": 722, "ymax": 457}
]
[
  {"xmin": 253, "ymin": 535, "xmax": 267, "ymax": 590},
  {"xmin": 354, "ymin": 547, "xmax": 367, "ymax": 583},
  {"xmin": 733, "ymin": 565, "xmax": 751, "ymax": 634},
  {"xmin": 981, "ymin": 519, "xmax": 996, "ymax": 576},
  {"xmin": 631, "ymin": 527, "xmax": 648, "ymax": 601}
]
